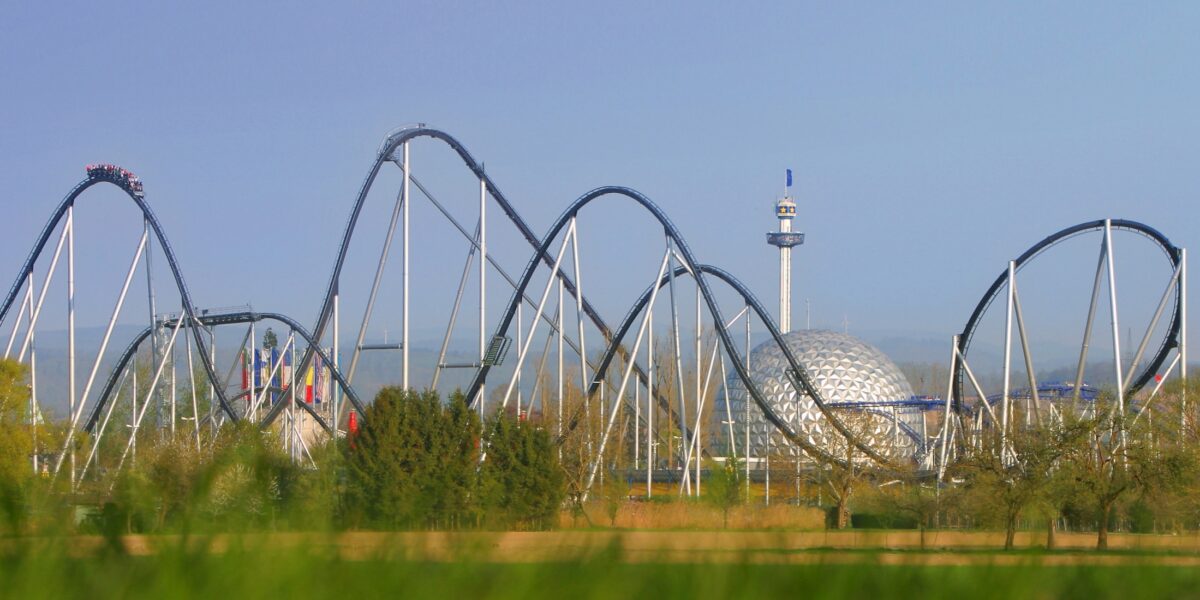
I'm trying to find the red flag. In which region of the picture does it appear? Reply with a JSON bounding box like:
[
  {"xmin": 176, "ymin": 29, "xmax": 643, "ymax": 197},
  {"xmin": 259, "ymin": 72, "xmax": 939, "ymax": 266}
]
[{"xmin": 240, "ymin": 349, "xmax": 249, "ymax": 391}]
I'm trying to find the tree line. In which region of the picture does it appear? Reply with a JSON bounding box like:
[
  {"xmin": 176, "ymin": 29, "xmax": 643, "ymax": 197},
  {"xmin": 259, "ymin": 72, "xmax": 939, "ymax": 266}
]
[
  {"xmin": 3, "ymin": 353, "xmax": 1200, "ymax": 551},
  {"xmin": 0, "ymin": 359, "xmax": 564, "ymax": 535}
]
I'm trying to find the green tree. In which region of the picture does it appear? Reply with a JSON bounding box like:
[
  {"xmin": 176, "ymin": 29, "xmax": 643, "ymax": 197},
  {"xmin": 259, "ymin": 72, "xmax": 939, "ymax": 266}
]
[
  {"xmin": 0, "ymin": 360, "xmax": 32, "ymax": 533},
  {"xmin": 478, "ymin": 413, "xmax": 565, "ymax": 530},
  {"xmin": 955, "ymin": 413, "xmax": 1088, "ymax": 550},
  {"xmin": 343, "ymin": 388, "xmax": 481, "ymax": 529},
  {"xmin": 703, "ymin": 457, "xmax": 742, "ymax": 529},
  {"xmin": 1058, "ymin": 400, "xmax": 1195, "ymax": 550}
]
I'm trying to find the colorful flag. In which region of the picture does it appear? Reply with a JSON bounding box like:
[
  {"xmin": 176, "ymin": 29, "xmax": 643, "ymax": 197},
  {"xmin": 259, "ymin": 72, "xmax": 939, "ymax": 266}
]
[
  {"xmin": 305, "ymin": 365, "xmax": 314, "ymax": 403},
  {"xmin": 786, "ymin": 168, "xmax": 793, "ymax": 188}
]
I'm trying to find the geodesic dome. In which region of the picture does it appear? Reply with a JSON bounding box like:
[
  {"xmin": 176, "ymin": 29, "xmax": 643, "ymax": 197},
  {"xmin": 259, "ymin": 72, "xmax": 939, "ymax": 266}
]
[{"xmin": 714, "ymin": 329, "xmax": 924, "ymax": 461}]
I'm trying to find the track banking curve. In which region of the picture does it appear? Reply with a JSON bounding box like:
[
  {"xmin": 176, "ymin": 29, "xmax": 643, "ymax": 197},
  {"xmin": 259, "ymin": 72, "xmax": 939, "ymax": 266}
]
[
  {"xmin": 465, "ymin": 187, "xmax": 897, "ymax": 468},
  {"xmin": 953, "ymin": 219, "xmax": 1183, "ymax": 411},
  {"xmin": 0, "ymin": 173, "xmax": 237, "ymax": 422}
]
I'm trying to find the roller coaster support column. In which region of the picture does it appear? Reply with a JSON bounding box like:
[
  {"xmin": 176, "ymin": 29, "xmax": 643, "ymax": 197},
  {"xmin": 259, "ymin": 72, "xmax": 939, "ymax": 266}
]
[
  {"xmin": 27, "ymin": 276, "xmax": 37, "ymax": 474},
  {"xmin": 557, "ymin": 280, "xmax": 564, "ymax": 443},
  {"xmin": 571, "ymin": 217, "xmax": 590, "ymax": 455},
  {"xmin": 635, "ymin": 370, "xmax": 641, "ymax": 469},
  {"xmin": 646, "ymin": 306, "xmax": 654, "ymax": 498},
  {"xmin": 937, "ymin": 335, "xmax": 959, "ymax": 483},
  {"xmin": 1104, "ymin": 220, "xmax": 1127, "ymax": 432},
  {"xmin": 208, "ymin": 328, "xmax": 216, "ymax": 434},
  {"xmin": 402, "ymin": 141, "xmax": 410, "ymax": 390},
  {"xmin": 666, "ymin": 238, "xmax": 690, "ymax": 495},
  {"xmin": 1002, "ymin": 261, "xmax": 1014, "ymax": 457},
  {"xmin": 745, "ymin": 307, "xmax": 751, "ymax": 501},
  {"xmin": 333, "ymin": 292, "xmax": 340, "ymax": 434},
  {"xmin": 185, "ymin": 329, "xmax": 200, "ymax": 449},
  {"xmin": 67, "ymin": 205, "xmax": 76, "ymax": 486},
  {"xmin": 1183, "ymin": 248, "xmax": 1188, "ymax": 428},
  {"xmin": 170, "ymin": 345, "xmax": 177, "ymax": 436},
  {"xmin": 144, "ymin": 219, "xmax": 160, "ymax": 429},
  {"xmin": 479, "ymin": 174, "xmax": 487, "ymax": 411},
  {"xmin": 250, "ymin": 320, "xmax": 257, "ymax": 421},
  {"xmin": 517, "ymin": 304, "xmax": 523, "ymax": 409},
  {"xmin": 695, "ymin": 286, "xmax": 702, "ymax": 495}
]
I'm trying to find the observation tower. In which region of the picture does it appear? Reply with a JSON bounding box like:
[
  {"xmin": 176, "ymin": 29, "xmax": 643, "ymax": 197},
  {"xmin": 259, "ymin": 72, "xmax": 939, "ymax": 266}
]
[{"xmin": 766, "ymin": 170, "xmax": 804, "ymax": 332}]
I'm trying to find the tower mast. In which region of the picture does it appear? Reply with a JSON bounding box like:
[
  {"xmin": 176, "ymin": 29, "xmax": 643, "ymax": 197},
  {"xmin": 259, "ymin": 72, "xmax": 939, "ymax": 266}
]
[{"xmin": 766, "ymin": 169, "xmax": 804, "ymax": 333}]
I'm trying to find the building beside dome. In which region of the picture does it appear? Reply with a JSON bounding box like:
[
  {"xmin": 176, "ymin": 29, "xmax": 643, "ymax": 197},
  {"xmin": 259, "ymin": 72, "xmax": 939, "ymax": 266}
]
[{"xmin": 714, "ymin": 329, "xmax": 927, "ymax": 463}]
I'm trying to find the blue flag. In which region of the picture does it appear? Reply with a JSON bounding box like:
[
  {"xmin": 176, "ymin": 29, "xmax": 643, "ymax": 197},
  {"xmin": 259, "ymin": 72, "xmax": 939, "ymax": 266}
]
[{"xmin": 786, "ymin": 169, "xmax": 793, "ymax": 188}]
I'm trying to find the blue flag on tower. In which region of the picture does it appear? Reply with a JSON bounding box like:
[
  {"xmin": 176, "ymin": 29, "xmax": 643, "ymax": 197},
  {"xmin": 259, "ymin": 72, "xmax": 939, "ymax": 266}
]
[{"xmin": 786, "ymin": 169, "xmax": 793, "ymax": 188}]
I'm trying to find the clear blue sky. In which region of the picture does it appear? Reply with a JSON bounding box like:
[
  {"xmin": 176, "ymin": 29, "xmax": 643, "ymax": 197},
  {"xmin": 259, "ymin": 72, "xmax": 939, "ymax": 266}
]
[{"xmin": 2, "ymin": 2, "xmax": 1198, "ymax": 370}]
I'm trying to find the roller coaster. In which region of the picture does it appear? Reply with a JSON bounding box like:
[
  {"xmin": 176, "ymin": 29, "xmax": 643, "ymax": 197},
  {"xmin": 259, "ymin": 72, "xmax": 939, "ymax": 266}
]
[{"xmin": 0, "ymin": 125, "xmax": 1188, "ymax": 497}]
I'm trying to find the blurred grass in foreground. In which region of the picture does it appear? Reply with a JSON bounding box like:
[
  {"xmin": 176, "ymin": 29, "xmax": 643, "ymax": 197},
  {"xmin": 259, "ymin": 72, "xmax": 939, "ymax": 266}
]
[{"xmin": 0, "ymin": 537, "xmax": 1199, "ymax": 599}]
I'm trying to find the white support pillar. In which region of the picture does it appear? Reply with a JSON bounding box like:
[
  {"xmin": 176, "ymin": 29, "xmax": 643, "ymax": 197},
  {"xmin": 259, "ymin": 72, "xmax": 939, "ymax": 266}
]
[
  {"xmin": 1105, "ymin": 220, "xmax": 1126, "ymax": 415},
  {"xmin": 207, "ymin": 328, "xmax": 215, "ymax": 432},
  {"xmin": 634, "ymin": 372, "xmax": 640, "ymax": 470},
  {"xmin": 401, "ymin": 141, "xmax": 410, "ymax": 390},
  {"xmin": 938, "ymin": 335, "xmax": 959, "ymax": 482},
  {"xmin": 479, "ymin": 175, "xmax": 487, "ymax": 411},
  {"xmin": 1002, "ymin": 261, "xmax": 1014, "ymax": 451},
  {"xmin": 170, "ymin": 345, "xmax": 177, "ymax": 437},
  {"xmin": 694, "ymin": 285, "xmax": 702, "ymax": 496},
  {"xmin": 646, "ymin": 305, "xmax": 654, "ymax": 498},
  {"xmin": 1182, "ymin": 248, "xmax": 1188, "ymax": 426},
  {"xmin": 557, "ymin": 280, "xmax": 563, "ymax": 439},
  {"xmin": 517, "ymin": 304, "xmax": 523, "ymax": 412},
  {"xmin": 143, "ymin": 219, "xmax": 159, "ymax": 430},
  {"xmin": 67, "ymin": 205, "xmax": 76, "ymax": 486},
  {"xmin": 332, "ymin": 293, "xmax": 339, "ymax": 434},
  {"xmin": 570, "ymin": 217, "xmax": 591, "ymax": 458},
  {"xmin": 249, "ymin": 321, "xmax": 257, "ymax": 421},
  {"xmin": 745, "ymin": 305, "xmax": 752, "ymax": 501},
  {"xmin": 185, "ymin": 328, "xmax": 200, "ymax": 450},
  {"xmin": 28, "ymin": 276, "xmax": 38, "ymax": 475}
]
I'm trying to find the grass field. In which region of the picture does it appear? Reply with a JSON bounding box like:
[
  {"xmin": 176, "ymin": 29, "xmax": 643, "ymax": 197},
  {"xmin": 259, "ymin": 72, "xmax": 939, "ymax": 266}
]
[{"xmin": 5, "ymin": 531, "xmax": 1200, "ymax": 598}]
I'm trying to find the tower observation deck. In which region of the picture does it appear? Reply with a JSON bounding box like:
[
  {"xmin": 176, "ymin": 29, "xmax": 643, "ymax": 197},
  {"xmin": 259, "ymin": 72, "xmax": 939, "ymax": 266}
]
[{"xmin": 766, "ymin": 170, "xmax": 803, "ymax": 332}]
